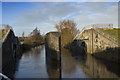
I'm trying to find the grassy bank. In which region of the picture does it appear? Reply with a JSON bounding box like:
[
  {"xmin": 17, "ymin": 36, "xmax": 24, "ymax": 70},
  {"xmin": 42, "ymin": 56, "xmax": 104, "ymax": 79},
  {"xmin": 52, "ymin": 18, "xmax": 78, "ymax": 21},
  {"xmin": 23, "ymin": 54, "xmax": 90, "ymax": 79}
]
[{"xmin": 103, "ymin": 28, "xmax": 120, "ymax": 40}]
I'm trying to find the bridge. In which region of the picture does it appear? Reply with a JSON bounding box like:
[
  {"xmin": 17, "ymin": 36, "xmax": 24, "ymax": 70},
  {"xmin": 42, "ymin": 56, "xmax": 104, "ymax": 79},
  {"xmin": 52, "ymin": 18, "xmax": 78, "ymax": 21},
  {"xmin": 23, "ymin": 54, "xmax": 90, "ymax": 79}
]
[{"xmin": 73, "ymin": 24, "xmax": 119, "ymax": 54}]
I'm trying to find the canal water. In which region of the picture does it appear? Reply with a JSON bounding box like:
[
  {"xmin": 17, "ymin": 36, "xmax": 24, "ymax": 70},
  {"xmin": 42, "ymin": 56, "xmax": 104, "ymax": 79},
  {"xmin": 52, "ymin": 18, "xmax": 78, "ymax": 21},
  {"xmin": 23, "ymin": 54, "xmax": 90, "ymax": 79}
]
[{"xmin": 6, "ymin": 45, "xmax": 120, "ymax": 78}]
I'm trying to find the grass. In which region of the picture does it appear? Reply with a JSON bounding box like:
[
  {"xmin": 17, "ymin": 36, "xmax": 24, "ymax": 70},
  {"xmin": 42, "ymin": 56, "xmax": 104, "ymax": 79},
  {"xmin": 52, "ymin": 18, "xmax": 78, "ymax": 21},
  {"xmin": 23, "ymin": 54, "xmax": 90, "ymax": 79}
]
[{"xmin": 103, "ymin": 28, "xmax": 120, "ymax": 40}]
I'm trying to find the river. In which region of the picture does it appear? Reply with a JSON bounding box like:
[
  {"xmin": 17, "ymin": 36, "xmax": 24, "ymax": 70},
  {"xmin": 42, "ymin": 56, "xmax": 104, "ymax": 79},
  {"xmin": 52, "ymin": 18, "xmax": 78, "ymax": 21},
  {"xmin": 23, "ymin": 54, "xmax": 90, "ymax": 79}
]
[{"xmin": 3, "ymin": 45, "xmax": 120, "ymax": 78}]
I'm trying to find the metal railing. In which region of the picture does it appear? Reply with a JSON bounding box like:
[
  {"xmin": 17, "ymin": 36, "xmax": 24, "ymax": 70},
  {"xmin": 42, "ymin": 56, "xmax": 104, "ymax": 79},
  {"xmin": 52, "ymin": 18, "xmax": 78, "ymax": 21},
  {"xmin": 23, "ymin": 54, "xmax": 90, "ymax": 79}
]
[
  {"xmin": 73, "ymin": 24, "xmax": 119, "ymax": 45},
  {"xmin": 0, "ymin": 73, "xmax": 11, "ymax": 80},
  {"xmin": 94, "ymin": 28, "xmax": 120, "ymax": 45},
  {"xmin": 73, "ymin": 25, "xmax": 93, "ymax": 40}
]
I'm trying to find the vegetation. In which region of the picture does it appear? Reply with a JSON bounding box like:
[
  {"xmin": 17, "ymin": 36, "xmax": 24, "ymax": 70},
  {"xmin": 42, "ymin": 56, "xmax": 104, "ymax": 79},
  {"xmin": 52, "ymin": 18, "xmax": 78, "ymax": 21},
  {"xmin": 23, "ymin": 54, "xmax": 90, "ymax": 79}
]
[
  {"xmin": 0, "ymin": 29, "xmax": 2, "ymax": 40},
  {"xmin": 103, "ymin": 28, "xmax": 120, "ymax": 40},
  {"xmin": 55, "ymin": 20, "xmax": 78, "ymax": 48},
  {"xmin": 19, "ymin": 27, "xmax": 44, "ymax": 50},
  {"xmin": 0, "ymin": 25, "xmax": 11, "ymax": 40},
  {"xmin": 24, "ymin": 27, "xmax": 44, "ymax": 45}
]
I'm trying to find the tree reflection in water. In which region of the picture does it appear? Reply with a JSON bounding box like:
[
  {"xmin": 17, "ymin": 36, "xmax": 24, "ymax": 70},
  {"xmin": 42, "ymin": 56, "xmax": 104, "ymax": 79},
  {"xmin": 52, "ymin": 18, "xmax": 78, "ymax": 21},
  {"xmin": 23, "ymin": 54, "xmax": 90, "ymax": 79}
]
[{"xmin": 62, "ymin": 48, "xmax": 76, "ymax": 74}]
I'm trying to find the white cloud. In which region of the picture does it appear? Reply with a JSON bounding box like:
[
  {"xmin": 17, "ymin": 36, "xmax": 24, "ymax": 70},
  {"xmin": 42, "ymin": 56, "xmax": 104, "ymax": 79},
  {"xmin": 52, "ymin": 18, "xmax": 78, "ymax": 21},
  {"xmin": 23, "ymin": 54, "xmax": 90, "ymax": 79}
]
[
  {"xmin": 71, "ymin": 2, "xmax": 118, "ymax": 28},
  {"xmin": 10, "ymin": 2, "xmax": 118, "ymax": 36}
]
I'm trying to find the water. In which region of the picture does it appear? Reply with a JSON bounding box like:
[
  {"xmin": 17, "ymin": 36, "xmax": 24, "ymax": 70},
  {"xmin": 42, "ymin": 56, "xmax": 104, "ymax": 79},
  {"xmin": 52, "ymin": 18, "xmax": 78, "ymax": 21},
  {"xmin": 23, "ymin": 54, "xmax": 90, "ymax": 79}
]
[
  {"xmin": 3, "ymin": 45, "xmax": 120, "ymax": 78},
  {"xmin": 15, "ymin": 45, "xmax": 49, "ymax": 78},
  {"xmin": 61, "ymin": 48, "xmax": 88, "ymax": 78}
]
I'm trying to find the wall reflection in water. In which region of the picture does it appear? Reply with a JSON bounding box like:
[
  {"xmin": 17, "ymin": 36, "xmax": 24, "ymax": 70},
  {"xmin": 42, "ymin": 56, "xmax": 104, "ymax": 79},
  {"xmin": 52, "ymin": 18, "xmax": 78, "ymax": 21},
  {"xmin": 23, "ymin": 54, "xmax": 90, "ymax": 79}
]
[
  {"xmin": 46, "ymin": 60, "xmax": 60, "ymax": 78},
  {"xmin": 2, "ymin": 49, "xmax": 23, "ymax": 79},
  {"xmin": 45, "ymin": 48, "xmax": 60, "ymax": 78},
  {"xmin": 80, "ymin": 55, "xmax": 120, "ymax": 78},
  {"xmin": 14, "ymin": 45, "xmax": 49, "ymax": 78},
  {"xmin": 62, "ymin": 48, "xmax": 120, "ymax": 78},
  {"xmin": 3, "ymin": 45, "xmax": 48, "ymax": 79},
  {"xmin": 2, "ymin": 45, "xmax": 120, "ymax": 79}
]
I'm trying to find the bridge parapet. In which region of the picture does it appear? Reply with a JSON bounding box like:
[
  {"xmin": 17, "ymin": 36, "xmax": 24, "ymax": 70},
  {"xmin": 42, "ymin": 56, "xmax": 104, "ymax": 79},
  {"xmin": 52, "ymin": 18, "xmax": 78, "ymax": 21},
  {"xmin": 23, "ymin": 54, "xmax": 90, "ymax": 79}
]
[
  {"xmin": 80, "ymin": 28, "xmax": 119, "ymax": 54},
  {"xmin": 94, "ymin": 28, "xmax": 120, "ymax": 45},
  {"xmin": 74, "ymin": 24, "xmax": 119, "ymax": 54},
  {"xmin": 73, "ymin": 24, "xmax": 113, "ymax": 40}
]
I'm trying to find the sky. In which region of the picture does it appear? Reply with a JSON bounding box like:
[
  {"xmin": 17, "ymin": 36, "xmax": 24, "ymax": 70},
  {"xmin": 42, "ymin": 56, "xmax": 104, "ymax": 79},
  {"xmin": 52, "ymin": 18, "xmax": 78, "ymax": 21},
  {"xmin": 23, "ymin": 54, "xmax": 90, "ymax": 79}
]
[{"xmin": 1, "ymin": 1, "xmax": 119, "ymax": 36}]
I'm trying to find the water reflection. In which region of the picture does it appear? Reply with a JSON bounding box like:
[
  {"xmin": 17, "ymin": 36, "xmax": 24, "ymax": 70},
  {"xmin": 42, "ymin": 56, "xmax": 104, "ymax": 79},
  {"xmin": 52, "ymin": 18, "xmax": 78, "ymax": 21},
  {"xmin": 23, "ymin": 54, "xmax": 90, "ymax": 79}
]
[
  {"xmin": 62, "ymin": 48, "xmax": 87, "ymax": 78},
  {"xmin": 46, "ymin": 61, "xmax": 60, "ymax": 78},
  {"xmin": 2, "ymin": 48, "xmax": 22, "ymax": 79},
  {"xmin": 2, "ymin": 45, "xmax": 120, "ymax": 79},
  {"xmin": 62, "ymin": 49, "xmax": 76, "ymax": 74},
  {"xmin": 62, "ymin": 48, "xmax": 120, "ymax": 78},
  {"xmin": 15, "ymin": 45, "xmax": 49, "ymax": 78},
  {"xmin": 80, "ymin": 55, "xmax": 120, "ymax": 78},
  {"xmin": 45, "ymin": 47, "xmax": 60, "ymax": 78}
]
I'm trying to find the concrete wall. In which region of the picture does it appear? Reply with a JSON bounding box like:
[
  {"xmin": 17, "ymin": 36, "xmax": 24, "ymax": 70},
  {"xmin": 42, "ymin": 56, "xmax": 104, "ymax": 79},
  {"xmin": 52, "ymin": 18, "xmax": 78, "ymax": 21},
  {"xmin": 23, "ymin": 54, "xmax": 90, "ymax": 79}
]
[
  {"xmin": 0, "ymin": 43, "xmax": 2, "ymax": 73},
  {"xmin": 2, "ymin": 30, "xmax": 15, "ymax": 68},
  {"xmin": 80, "ymin": 29, "xmax": 118, "ymax": 54},
  {"xmin": 45, "ymin": 32, "xmax": 61, "ymax": 61},
  {"xmin": 2, "ymin": 30, "xmax": 22, "ymax": 69}
]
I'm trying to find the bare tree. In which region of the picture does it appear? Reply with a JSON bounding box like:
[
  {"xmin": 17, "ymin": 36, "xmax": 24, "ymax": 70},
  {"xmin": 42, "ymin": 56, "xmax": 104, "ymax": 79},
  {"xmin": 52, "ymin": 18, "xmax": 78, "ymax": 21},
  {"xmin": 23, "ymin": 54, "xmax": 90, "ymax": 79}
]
[
  {"xmin": 55, "ymin": 20, "xmax": 78, "ymax": 48},
  {"xmin": 55, "ymin": 20, "xmax": 78, "ymax": 36}
]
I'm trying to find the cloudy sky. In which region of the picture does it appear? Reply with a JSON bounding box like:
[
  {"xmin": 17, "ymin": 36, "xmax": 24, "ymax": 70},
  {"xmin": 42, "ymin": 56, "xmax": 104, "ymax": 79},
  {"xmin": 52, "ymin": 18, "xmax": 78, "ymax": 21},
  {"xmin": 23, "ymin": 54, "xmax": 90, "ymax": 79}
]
[{"xmin": 1, "ymin": 1, "xmax": 119, "ymax": 36}]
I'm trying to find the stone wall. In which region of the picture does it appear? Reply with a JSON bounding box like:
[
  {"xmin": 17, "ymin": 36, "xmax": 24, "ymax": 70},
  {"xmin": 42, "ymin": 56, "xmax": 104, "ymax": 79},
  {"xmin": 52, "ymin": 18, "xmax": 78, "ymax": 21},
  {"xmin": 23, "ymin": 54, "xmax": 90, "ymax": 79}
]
[
  {"xmin": 45, "ymin": 32, "xmax": 61, "ymax": 61},
  {"xmin": 80, "ymin": 29, "xmax": 118, "ymax": 54},
  {"xmin": 2, "ymin": 30, "xmax": 22, "ymax": 69},
  {"xmin": 2, "ymin": 30, "xmax": 15, "ymax": 68},
  {"xmin": 0, "ymin": 43, "xmax": 2, "ymax": 73}
]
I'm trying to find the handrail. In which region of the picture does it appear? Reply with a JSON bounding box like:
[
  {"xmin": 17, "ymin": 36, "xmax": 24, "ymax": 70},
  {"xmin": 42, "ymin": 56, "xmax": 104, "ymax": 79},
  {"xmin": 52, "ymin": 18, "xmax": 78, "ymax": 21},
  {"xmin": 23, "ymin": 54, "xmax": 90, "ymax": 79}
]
[
  {"xmin": 73, "ymin": 24, "xmax": 119, "ymax": 45},
  {"xmin": 0, "ymin": 73, "xmax": 11, "ymax": 80},
  {"xmin": 73, "ymin": 25, "xmax": 93, "ymax": 40},
  {"xmin": 94, "ymin": 28, "xmax": 120, "ymax": 45}
]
